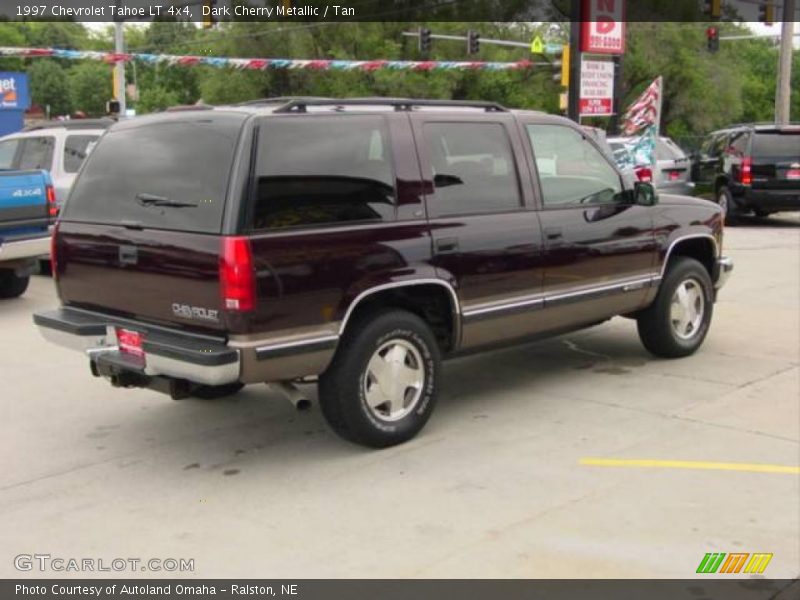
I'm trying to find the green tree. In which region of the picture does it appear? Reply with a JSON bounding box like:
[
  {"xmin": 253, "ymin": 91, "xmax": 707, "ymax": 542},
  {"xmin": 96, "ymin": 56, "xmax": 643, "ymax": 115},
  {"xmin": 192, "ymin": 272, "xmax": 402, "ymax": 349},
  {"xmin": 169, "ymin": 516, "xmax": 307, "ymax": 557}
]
[
  {"xmin": 28, "ymin": 59, "xmax": 72, "ymax": 117},
  {"xmin": 69, "ymin": 62, "xmax": 112, "ymax": 116},
  {"xmin": 136, "ymin": 86, "xmax": 179, "ymax": 113}
]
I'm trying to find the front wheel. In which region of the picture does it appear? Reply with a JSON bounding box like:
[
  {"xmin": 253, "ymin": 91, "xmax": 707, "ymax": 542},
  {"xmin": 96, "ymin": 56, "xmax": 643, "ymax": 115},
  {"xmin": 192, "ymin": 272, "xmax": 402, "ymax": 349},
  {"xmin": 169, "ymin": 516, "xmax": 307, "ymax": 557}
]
[
  {"xmin": 637, "ymin": 257, "xmax": 714, "ymax": 358},
  {"xmin": 0, "ymin": 271, "xmax": 30, "ymax": 299},
  {"xmin": 319, "ymin": 309, "xmax": 441, "ymax": 448}
]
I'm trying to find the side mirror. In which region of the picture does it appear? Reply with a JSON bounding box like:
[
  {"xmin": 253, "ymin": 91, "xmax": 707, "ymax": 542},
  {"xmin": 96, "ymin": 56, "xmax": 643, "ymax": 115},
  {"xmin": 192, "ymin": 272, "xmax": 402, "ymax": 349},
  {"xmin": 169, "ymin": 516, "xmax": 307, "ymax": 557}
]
[{"xmin": 634, "ymin": 181, "xmax": 658, "ymax": 206}]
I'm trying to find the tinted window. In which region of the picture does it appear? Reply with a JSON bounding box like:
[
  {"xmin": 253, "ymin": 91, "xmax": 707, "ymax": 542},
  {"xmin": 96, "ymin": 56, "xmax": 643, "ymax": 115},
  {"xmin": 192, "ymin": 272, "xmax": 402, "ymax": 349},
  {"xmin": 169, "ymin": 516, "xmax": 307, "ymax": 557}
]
[
  {"xmin": 63, "ymin": 134, "xmax": 100, "ymax": 173},
  {"xmin": 0, "ymin": 138, "xmax": 20, "ymax": 168},
  {"xmin": 527, "ymin": 124, "xmax": 623, "ymax": 207},
  {"xmin": 252, "ymin": 116, "xmax": 395, "ymax": 230},
  {"xmin": 17, "ymin": 136, "xmax": 54, "ymax": 170},
  {"xmin": 752, "ymin": 132, "xmax": 800, "ymax": 158},
  {"xmin": 728, "ymin": 131, "xmax": 750, "ymax": 156},
  {"xmin": 423, "ymin": 122, "xmax": 521, "ymax": 217},
  {"xmin": 656, "ymin": 138, "xmax": 685, "ymax": 160},
  {"xmin": 63, "ymin": 115, "xmax": 244, "ymax": 233}
]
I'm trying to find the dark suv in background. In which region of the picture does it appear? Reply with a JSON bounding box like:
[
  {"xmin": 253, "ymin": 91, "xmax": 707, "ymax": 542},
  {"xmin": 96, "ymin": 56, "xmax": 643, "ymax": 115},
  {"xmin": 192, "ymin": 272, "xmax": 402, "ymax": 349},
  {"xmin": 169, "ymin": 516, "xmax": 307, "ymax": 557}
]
[
  {"xmin": 34, "ymin": 98, "xmax": 732, "ymax": 448},
  {"xmin": 692, "ymin": 123, "xmax": 800, "ymax": 223}
]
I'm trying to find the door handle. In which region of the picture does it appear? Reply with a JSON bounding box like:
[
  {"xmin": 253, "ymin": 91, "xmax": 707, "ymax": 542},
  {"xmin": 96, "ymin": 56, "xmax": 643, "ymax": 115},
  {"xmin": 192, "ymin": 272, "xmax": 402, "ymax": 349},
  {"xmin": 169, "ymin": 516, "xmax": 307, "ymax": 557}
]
[
  {"xmin": 544, "ymin": 227, "xmax": 563, "ymax": 241},
  {"xmin": 435, "ymin": 237, "xmax": 459, "ymax": 254}
]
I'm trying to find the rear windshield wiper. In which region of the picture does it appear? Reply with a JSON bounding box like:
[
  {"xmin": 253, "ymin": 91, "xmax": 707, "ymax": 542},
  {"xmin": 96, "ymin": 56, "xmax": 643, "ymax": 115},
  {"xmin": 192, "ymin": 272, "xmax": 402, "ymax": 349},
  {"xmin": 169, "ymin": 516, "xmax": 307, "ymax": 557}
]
[{"xmin": 135, "ymin": 192, "xmax": 197, "ymax": 208}]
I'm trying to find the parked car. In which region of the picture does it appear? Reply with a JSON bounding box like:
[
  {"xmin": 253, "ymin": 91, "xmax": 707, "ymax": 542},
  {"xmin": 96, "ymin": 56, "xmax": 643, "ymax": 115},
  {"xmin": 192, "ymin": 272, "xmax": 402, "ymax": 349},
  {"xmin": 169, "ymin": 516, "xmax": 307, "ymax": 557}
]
[
  {"xmin": 0, "ymin": 168, "xmax": 53, "ymax": 297},
  {"xmin": 0, "ymin": 119, "xmax": 112, "ymax": 211},
  {"xmin": 691, "ymin": 123, "xmax": 800, "ymax": 223},
  {"xmin": 33, "ymin": 98, "xmax": 733, "ymax": 448},
  {"xmin": 608, "ymin": 136, "xmax": 695, "ymax": 196}
]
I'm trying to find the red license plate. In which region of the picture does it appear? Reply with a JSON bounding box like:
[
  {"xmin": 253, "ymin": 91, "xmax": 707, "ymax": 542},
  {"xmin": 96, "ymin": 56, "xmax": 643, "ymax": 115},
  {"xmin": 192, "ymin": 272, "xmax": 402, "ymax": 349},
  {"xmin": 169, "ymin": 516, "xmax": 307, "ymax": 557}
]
[
  {"xmin": 117, "ymin": 328, "xmax": 144, "ymax": 357},
  {"xmin": 787, "ymin": 169, "xmax": 800, "ymax": 180}
]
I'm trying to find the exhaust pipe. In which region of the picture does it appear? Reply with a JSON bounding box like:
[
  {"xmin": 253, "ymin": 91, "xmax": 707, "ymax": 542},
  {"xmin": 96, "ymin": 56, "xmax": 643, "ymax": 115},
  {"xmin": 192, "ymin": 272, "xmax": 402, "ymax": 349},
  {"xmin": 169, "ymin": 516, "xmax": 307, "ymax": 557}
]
[{"xmin": 270, "ymin": 381, "xmax": 311, "ymax": 411}]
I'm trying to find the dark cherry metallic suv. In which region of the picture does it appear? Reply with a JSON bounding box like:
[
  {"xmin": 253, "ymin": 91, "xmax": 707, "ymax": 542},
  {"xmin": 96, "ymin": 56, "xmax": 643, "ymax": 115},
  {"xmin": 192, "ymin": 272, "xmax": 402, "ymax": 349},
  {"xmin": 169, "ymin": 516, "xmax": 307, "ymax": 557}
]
[{"xmin": 34, "ymin": 98, "xmax": 733, "ymax": 447}]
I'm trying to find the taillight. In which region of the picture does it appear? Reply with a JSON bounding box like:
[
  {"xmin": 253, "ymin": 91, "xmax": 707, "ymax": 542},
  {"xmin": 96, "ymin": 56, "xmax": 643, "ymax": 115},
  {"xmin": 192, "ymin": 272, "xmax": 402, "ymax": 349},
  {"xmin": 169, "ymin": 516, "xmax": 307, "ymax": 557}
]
[
  {"xmin": 739, "ymin": 156, "xmax": 752, "ymax": 185},
  {"xmin": 220, "ymin": 236, "xmax": 255, "ymax": 312},
  {"xmin": 669, "ymin": 170, "xmax": 681, "ymax": 181},
  {"xmin": 635, "ymin": 167, "xmax": 653, "ymax": 183},
  {"xmin": 50, "ymin": 222, "xmax": 59, "ymax": 281},
  {"xmin": 46, "ymin": 184, "xmax": 58, "ymax": 218}
]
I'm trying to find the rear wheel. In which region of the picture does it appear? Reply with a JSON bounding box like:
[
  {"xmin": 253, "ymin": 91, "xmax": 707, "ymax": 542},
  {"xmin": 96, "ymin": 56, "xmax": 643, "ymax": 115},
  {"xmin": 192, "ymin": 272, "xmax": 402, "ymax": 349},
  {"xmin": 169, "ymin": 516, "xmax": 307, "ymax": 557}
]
[
  {"xmin": 753, "ymin": 208, "xmax": 770, "ymax": 218},
  {"xmin": 319, "ymin": 309, "xmax": 440, "ymax": 448},
  {"xmin": 716, "ymin": 186, "xmax": 738, "ymax": 225},
  {"xmin": 0, "ymin": 271, "xmax": 30, "ymax": 298},
  {"xmin": 637, "ymin": 257, "xmax": 714, "ymax": 358}
]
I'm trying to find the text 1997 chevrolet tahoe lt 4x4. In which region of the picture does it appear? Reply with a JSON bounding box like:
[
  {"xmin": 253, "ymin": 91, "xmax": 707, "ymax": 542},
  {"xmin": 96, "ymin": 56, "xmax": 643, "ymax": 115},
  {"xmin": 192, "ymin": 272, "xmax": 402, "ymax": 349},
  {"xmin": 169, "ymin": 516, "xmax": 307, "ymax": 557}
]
[{"xmin": 34, "ymin": 98, "xmax": 733, "ymax": 447}]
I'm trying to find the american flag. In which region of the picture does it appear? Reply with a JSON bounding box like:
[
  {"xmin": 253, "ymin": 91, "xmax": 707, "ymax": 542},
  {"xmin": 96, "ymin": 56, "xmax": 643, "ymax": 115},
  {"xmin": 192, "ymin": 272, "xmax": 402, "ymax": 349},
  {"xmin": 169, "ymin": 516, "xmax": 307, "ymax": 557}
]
[{"xmin": 621, "ymin": 76, "xmax": 663, "ymax": 135}]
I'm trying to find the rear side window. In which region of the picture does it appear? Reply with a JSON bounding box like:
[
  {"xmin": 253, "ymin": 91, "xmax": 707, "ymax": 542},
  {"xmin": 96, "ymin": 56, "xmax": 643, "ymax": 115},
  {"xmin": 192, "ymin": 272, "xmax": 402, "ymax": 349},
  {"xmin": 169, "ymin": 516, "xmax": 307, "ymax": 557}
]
[
  {"xmin": 63, "ymin": 115, "xmax": 244, "ymax": 233},
  {"xmin": 251, "ymin": 116, "xmax": 395, "ymax": 230},
  {"xmin": 0, "ymin": 138, "xmax": 20, "ymax": 168},
  {"xmin": 63, "ymin": 134, "xmax": 99, "ymax": 173},
  {"xmin": 17, "ymin": 136, "xmax": 54, "ymax": 170},
  {"xmin": 422, "ymin": 122, "xmax": 521, "ymax": 217},
  {"xmin": 752, "ymin": 132, "xmax": 800, "ymax": 158}
]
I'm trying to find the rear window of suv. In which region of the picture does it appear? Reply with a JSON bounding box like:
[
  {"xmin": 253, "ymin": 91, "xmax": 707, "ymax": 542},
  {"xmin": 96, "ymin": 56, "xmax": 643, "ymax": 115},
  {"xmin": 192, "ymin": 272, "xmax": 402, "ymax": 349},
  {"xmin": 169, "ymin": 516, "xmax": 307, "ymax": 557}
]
[
  {"xmin": 62, "ymin": 114, "xmax": 244, "ymax": 233},
  {"xmin": 752, "ymin": 132, "xmax": 800, "ymax": 158}
]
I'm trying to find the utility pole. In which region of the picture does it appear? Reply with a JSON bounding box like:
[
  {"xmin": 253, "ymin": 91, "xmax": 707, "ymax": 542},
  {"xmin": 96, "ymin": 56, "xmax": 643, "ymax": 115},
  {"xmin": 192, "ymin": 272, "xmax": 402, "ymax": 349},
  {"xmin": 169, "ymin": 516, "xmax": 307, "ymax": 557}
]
[
  {"xmin": 774, "ymin": 0, "xmax": 795, "ymax": 127},
  {"xmin": 567, "ymin": 0, "xmax": 581, "ymax": 123},
  {"xmin": 114, "ymin": 12, "xmax": 126, "ymax": 117}
]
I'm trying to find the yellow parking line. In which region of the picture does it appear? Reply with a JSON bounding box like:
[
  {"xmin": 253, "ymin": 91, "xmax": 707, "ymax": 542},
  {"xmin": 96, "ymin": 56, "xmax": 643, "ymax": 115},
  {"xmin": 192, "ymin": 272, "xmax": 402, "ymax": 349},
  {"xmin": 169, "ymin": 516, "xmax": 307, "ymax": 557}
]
[{"xmin": 579, "ymin": 458, "xmax": 800, "ymax": 475}]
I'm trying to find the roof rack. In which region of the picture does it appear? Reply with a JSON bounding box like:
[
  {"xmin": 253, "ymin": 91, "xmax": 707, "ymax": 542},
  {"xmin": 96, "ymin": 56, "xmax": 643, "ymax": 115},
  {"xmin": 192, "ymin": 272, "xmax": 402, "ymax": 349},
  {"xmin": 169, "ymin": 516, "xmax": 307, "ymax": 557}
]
[
  {"xmin": 272, "ymin": 98, "xmax": 508, "ymax": 114},
  {"xmin": 23, "ymin": 118, "xmax": 115, "ymax": 131},
  {"xmin": 164, "ymin": 103, "xmax": 215, "ymax": 112},
  {"xmin": 234, "ymin": 96, "xmax": 335, "ymax": 107}
]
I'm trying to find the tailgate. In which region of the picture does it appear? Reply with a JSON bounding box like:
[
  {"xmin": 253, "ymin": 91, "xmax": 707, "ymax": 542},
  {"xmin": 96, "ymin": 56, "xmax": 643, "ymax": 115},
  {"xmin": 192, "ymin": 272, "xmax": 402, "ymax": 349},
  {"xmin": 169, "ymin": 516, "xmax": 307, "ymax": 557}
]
[
  {"xmin": 751, "ymin": 131, "xmax": 800, "ymax": 191},
  {"xmin": 56, "ymin": 222, "xmax": 225, "ymax": 332},
  {"xmin": 0, "ymin": 170, "xmax": 49, "ymax": 238}
]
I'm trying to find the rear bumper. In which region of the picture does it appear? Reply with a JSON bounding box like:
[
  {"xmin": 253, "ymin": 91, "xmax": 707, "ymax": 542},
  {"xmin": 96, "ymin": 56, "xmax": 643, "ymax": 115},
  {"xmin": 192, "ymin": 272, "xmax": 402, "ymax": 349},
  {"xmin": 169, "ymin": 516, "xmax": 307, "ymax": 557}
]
[
  {"xmin": 0, "ymin": 233, "xmax": 50, "ymax": 262},
  {"xmin": 658, "ymin": 180, "xmax": 695, "ymax": 196},
  {"xmin": 33, "ymin": 307, "xmax": 240, "ymax": 386},
  {"xmin": 738, "ymin": 188, "xmax": 800, "ymax": 212},
  {"xmin": 714, "ymin": 256, "xmax": 734, "ymax": 291}
]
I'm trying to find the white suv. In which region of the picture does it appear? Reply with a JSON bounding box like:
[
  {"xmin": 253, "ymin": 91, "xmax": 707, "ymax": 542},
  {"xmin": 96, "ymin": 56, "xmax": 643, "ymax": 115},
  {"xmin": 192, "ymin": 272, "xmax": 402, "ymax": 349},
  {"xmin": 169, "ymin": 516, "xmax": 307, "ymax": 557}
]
[{"xmin": 0, "ymin": 119, "xmax": 112, "ymax": 210}]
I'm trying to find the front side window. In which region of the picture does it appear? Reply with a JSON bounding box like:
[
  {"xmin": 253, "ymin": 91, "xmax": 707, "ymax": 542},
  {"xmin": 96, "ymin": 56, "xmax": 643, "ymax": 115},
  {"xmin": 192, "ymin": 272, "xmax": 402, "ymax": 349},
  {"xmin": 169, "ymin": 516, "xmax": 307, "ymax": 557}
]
[
  {"xmin": 64, "ymin": 134, "xmax": 100, "ymax": 173},
  {"xmin": 17, "ymin": 136, "xmax": 55, "ymax": 170},
  {"xmin": 251, "ymin": 116, "xmax": 395, "ymax": 230},
  {"xmin": 0, "ymin": 138, "xmax": 20, "ymax": 168},
  {"xmin": 422, "ymin": 122, "xmax": 522, "ymax": 217},
  {"xmin": 527, "ymin": 124, "xmax": 623, "ymax": 207}
]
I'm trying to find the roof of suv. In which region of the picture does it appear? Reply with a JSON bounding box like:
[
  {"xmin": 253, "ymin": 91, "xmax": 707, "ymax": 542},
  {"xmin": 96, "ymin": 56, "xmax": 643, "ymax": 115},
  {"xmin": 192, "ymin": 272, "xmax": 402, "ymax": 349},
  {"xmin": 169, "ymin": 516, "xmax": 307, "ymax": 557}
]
[{"xmin": 23, "ymin": 118, "xmax": 116, "ymax": 132}]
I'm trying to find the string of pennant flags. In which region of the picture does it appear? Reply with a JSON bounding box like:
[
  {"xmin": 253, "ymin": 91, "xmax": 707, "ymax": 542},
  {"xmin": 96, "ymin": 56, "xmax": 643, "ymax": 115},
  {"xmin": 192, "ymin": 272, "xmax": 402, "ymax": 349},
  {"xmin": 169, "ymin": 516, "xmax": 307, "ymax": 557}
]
[{"xmin": 0, "ymin": 47, "xmax": 536, "ymax": 72}]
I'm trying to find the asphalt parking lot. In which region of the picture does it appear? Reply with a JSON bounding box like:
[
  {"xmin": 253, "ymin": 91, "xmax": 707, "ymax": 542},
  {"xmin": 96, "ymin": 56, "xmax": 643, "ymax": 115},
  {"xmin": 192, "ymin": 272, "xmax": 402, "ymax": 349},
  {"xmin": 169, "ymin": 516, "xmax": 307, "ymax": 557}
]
[{"xmin": 1, "ymin": 215, "xmax": 798, "ymax": 579}]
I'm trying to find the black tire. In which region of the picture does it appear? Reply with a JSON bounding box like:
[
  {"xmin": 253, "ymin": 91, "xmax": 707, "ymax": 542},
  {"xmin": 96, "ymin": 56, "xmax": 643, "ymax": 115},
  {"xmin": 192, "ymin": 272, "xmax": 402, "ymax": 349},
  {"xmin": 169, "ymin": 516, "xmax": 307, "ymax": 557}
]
[
  {"xmin": 716, "ymin": 186, "xmax": 738, "ymax": 225},
  {"xmin": 191, "ymin": 382, "xmax": 244, "ymax": 400},
  {"xmin": 753, "ymin": 208, "xmax": 770, "ymax": 219},
  {"xmin": 319, "ymin": 309, "xmax": 441, "ymax": 448},
  {"xmin": 637, "ymin": 257, "xmax": 714, "ymax": 358},
  {"xmin": 0, "ymin": 271, "xmax": 30, "ymax": 299}
]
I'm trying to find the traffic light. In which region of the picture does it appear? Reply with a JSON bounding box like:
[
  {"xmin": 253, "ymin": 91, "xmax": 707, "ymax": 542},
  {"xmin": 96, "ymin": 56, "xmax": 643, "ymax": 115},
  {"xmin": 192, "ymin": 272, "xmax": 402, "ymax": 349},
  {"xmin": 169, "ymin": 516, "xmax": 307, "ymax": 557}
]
[
  {"xmin": 706, "ymin": 26, "xmax": 720, "ymax": 53},
  {"xmin": 419, "ymin": 27, "xmax": 432, "ymax": 53},
  {"xmin": 758, "ymin": 1, "xmax": 774, "ymax": 24},
  {"xmin": 551, "ymin": 45, "xmax": 570, "ymax": 88},
  {"xmin": 467, "ymin": 30, "xmax": 480, "ymax": 55},
  {"xmin": 704, "ymin": 0, "xmax": 722, "ymax": 19},
  {"xmin": 202, "ymin": 0, "xmax": 216, "ymax": 29}
]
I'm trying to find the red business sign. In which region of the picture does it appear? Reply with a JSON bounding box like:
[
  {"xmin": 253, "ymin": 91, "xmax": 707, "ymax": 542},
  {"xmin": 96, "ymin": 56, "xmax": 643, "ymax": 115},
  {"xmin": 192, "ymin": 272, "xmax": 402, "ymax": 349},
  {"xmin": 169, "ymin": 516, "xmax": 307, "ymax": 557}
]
[
  {"xmin": 580, "ymin": 98, "xmax": 613, "ymax": 115},
  {"xmin": 581, "ymin": 0, "xmax": 626, "ymax": 55}
]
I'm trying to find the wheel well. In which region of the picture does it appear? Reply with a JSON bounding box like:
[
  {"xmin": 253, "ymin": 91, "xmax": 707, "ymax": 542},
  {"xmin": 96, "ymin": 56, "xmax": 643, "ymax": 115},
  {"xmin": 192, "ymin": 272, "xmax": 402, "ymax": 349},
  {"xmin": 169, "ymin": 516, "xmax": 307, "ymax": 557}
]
[
  {"xmin": 343, "ymin": 284, "xmax": 457, "ymax": 353},
  {"xmin": 668, "ymin": 238, "xmax": 715, "ymax": 279},
  {"xmin": 714, "ymin": 177, "xmax": 729, "ymax": 194}
]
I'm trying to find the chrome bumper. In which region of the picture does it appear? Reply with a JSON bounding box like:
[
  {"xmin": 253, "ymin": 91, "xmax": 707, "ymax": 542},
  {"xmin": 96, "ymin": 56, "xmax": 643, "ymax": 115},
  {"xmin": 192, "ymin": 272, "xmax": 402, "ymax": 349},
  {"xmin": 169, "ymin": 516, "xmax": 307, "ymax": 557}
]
[
  {"xmin": 715, "ymin": 256, "xmax": 734, "ymax": 290},
  {"xmin": 33, "ymin": 308, "xmax": 240, "ymax": 387},
  {"xmin": 0, "ymin": 234, "xmax": 50, "ymax": 262}
]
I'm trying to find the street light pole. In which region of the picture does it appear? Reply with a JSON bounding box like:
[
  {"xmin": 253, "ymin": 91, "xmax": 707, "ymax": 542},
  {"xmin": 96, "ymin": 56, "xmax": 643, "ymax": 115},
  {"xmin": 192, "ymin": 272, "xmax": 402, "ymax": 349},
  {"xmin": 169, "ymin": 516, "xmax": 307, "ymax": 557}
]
[
  {"xmin": 774, "ymin": 1, "xmax": 795, "ymax": 127},
  {"xmin": 114, "ymin": 15, "xmax": 126, "ymax": 117}
]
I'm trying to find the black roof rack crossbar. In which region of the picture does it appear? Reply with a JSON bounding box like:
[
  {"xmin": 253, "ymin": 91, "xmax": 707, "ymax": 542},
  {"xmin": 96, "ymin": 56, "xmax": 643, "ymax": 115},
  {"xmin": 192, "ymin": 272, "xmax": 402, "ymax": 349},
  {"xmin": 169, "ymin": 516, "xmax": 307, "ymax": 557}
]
[
  {"xmin": 235, "ymin": 96, "xmax": 335, "ymax": 107},
  {"xmin": 272, "ymin": 98, "xmax": 508, "ymax": 114}
]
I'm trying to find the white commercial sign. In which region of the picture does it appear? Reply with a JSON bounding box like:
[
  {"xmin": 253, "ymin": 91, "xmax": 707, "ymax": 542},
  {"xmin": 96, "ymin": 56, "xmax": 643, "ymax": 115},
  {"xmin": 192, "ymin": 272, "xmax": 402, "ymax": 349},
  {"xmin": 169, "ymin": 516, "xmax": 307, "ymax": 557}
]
[{"xmin": 580, "ymin": 58, "xmax": 615, "ymax": 116}]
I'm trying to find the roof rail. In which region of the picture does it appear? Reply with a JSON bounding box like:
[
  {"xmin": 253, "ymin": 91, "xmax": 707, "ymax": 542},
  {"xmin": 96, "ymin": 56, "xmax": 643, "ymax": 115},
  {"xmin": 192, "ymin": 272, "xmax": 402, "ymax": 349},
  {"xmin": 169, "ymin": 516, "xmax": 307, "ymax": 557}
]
[
  {"xmin": 23, "ymin": 118, "xmax": 116, "ymax": 131},
  {"xmin": 234, "ymin": 96, "xmax": 335, "ymax": 107},
  {"xmin": 165, "ymin": 103, "xmax": 215, "ymax": 112},
  {"xmin": 272, "ymin": 97, "xmax": 508, "ymax": 114}
]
